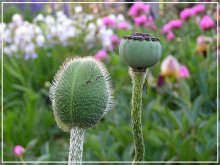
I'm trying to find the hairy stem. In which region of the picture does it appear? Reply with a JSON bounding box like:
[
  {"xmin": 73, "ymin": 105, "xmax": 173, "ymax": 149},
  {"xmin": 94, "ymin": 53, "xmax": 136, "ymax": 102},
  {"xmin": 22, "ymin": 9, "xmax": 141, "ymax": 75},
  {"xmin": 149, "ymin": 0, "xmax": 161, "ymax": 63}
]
[
  {"xmin": 68, "ymin": 127, "xmax": 85, "ymax": 165},
  {"xmin": 130, "ymin": 69, "xmax": 146, "ymax": 165}
]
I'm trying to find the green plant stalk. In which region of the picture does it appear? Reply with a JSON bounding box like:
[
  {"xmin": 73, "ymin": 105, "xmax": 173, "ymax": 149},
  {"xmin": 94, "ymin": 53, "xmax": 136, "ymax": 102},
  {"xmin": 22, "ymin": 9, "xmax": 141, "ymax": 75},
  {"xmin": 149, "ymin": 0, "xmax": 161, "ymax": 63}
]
[
  {"xmin": 130, "ymin": 69, "xmax": 146, "ymax": 165},
  {"xmin": 68, "ymin": 127, "xmax": 85, "ymax": 165}
]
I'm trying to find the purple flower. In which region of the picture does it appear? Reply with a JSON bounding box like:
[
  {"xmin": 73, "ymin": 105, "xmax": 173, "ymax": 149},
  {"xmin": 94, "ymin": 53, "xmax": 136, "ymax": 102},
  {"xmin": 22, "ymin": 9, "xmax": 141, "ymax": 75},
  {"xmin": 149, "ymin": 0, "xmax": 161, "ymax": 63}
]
[
  {"xmin": 102, "ymin": 16, "xmax": 115, "ymax": 27},
  {"xmin": 169, "ymin": 19, "xmax": 182, "ymax": 29},
  {"xmin": 180, "ymin": 8, "xmax": 195, "ymax": 21},
  {"xmin": 200, "ymin": 15, "xmax": 215, "ymax": 31},
  {"xmin": 95, "ymin": 50, "xmax": 108, "ymax": 60},
  {"xmin": 13, "ymin": 145, "xmax": 25, "ymax": 157},
  {"xmin": 134, "ymin": 15, "xmax": 147, "ymax": 26},
  {"xmin": 192, "ymin": 4, "xmax": 205, "ymax": 14},
  {"xmin": 179, "ymin": 65, "xmax": 190, "ymax": 78},
  {"xmin": 118, "ymin": 21, "xmax": 130, "ymax": 30},
  {"xmin": 129, "ymin": 3, "xmax": 150, "ymax": 18},
  {"xmin": 161, "ymin": 23, "xmax": 172, "ymax": 34},
  {"xmin": 166, "ymin": 31, "xmax": 175, "ymax": 41},
  {"xmin": 111, "ymin": 34, "xmax": 119, "ymax": 44}
]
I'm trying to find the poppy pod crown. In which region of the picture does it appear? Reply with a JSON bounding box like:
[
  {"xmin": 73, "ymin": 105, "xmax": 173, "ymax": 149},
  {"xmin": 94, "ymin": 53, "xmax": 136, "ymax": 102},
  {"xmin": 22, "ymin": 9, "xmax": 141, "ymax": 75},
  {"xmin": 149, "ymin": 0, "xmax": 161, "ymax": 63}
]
[{"xmin": 119, "ymin": 32, "xmax": 162, "ymax": 71}]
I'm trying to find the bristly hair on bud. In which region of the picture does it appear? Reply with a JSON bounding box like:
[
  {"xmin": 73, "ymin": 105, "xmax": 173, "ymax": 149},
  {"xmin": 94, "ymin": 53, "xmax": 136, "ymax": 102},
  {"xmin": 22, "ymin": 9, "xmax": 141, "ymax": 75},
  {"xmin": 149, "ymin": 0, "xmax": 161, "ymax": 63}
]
[{"xmin": 49, "ymin": 56, "xmax": 113, "ymax": 132}]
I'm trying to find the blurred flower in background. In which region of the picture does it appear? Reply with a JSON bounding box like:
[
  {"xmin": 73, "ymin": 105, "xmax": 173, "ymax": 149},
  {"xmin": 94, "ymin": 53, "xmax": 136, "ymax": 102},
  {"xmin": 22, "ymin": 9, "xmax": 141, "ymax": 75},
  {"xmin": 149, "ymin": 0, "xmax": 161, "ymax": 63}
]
[
  {"xmin": 95, "ymin": 50, "xmax": 108, "ymax": 60},
  {"xmin": 160, "ymin": 55, "xmax": 190, "ymax": 78},
  {"xmin": 200, "ymin": 15, "xmax": 215, "ymax": 31},
  {"xmin": 128, "ymin": 2, "xmax": 150, "ymax": 18},
  {"xmin": 13, "ymin": 145, "xmax": 25, "ymax": 157},
  {"xmin": 196, "ymin": 35, "xmax": 213, "ymax": 56},
  {"xmin": 179, "ymin": 65, "xmax": 190, "ymax": 78},
  {"xmin": 161, "ymin": 55, "xmax": 180, "ymax": 77},
  {"xmin": 166, "ymin": 31, "xmax": 175, "ymax": 41}
]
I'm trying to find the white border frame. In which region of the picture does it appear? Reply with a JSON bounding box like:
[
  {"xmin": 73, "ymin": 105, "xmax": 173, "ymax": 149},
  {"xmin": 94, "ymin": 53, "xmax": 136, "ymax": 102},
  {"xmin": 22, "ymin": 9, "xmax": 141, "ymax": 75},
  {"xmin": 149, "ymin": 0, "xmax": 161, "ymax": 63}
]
[{"xmin": 1, "ymin": 1, "xmax": 219, "ymax": 164}]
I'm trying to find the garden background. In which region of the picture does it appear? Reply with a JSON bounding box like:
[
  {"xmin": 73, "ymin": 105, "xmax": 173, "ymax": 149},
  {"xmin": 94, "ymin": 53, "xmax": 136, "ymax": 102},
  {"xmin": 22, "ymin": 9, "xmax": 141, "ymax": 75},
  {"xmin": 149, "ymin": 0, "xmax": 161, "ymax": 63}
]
[{"xmin": 1, "ymin": 0, "xmax": 219, "ymax": 163}]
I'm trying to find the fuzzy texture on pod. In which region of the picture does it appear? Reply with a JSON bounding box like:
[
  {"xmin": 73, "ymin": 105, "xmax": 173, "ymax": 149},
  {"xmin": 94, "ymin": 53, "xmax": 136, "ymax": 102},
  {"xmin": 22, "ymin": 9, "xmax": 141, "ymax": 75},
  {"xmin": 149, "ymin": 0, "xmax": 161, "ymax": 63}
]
[
  {"xmin": 119, "ymin": 32, "xmax": 162, "ymax": 70},
  {"xmin": 49, "ymin": 57, "xmax": 113, "ymax": 132}
]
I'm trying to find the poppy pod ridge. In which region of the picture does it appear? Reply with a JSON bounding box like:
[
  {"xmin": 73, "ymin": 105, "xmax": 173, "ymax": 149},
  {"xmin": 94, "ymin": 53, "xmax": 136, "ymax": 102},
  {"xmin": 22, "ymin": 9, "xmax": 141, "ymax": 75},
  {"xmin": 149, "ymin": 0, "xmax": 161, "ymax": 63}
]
[
  {"xmin": 119, "ymin": 32, "xmax": 162, "ymax": 164},
  {"xmin": 49, "ymin": 57, "xmax": 113, "ymax": 165}
]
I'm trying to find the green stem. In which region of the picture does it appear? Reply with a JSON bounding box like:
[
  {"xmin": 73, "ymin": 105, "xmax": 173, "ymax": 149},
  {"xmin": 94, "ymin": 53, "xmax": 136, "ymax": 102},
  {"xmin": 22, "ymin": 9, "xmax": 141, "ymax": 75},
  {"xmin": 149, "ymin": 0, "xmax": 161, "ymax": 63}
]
[
  {"xmin": 68, "ymin": 127, "xmax": 85, "ymax": 165},
  {"xmin": 130, "ymin": 69, "xmax": 146, "ymax": 165}
]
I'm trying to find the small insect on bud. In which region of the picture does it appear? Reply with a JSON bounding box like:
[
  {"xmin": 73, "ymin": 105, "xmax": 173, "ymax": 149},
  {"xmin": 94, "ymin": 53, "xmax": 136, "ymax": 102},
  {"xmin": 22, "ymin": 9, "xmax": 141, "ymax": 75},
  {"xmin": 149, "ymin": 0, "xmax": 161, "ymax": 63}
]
[{"xmin": 119, "ymin": 32, "xmax": 162, "ymax": 72}]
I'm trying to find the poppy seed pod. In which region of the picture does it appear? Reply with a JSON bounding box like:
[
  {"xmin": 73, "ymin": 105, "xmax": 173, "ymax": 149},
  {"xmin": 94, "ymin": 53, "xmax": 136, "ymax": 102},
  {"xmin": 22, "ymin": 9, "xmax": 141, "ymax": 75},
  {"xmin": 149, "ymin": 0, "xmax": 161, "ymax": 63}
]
[
  {"xmin": 49, "ymin": 57, "xmax": 113, "ymax": 132},
  {"xmin": 119, "ymin": 32, "xmax": 162, "ymax": 71}
]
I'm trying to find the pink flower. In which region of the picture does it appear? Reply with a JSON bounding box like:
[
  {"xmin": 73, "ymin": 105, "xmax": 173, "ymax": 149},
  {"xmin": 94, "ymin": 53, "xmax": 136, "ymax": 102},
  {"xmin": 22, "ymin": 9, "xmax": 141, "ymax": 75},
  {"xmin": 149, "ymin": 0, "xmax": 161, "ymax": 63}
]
[
  {"xmin": 193, "ymin": 4, "xmax": 205, "ymax": 14},
  {"xmin": 179, "ymin": 65, "xmax": 190, "ymax": 78},
  {"xmin": 95, "ymin": 50, "xmax": 108, "ymax": 60},
  {"xmin": 134, "ymin": 15, "xmax": 147, "ymax": 26},
  {"xmin": 148, "ymin": 15, "xmax": 154, "ymax": 23},
  {"xmin": 161, "ymin": 23, "xmax": 172, "ymax": 34},
  {"xmin": 13, "ymin": 145, "xmax": 25, "ymax": 157},
  {"xmin": 180, "ymin": 8, "xmax": 195, "ymax": 21},
  {"xmin": 166, "ymin": 31, "xmax": 175, "ymax": 41},
  {"xmin": 169, "ymin": 19, "xmax": 182, "ymax": 29},
  {"xmin": 161, "ymin": 55, "xmax": 180, "ymax": 77},
  {"xmin": 197, "ymin": 35, "xmax": 212, "ymax": 44},
  {"xmin": 102, "ymin": 16, "xmax": 115, "ymax": 27},
  {"xmin": 129, "ymin": 3, "xmax": 150, "ymax": 18},
  {"xmin": 200, "ymin": 15, "xmax": 215, "ymax": 31},
  {"xmin": 150, "ymin": 24, "xmax": 157, "ymax": 30},
  {"xmin": 118, "ymin": 21, "xmax": 130, "ymax": 30},
  {"xmin": 111, "ymin": 34, "xmax": 119, "ymax": 45},
  {"xmin": 145, "ymin": 15, "xmax": 156, "ymax": 30}
]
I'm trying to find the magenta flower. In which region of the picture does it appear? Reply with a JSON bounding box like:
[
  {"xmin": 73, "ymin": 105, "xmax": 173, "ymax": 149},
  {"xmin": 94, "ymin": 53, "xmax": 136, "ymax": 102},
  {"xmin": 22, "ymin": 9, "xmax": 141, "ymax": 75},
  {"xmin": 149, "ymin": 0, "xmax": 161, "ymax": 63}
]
[
  {"xmin": 161, "ymin": 23, "xmax": 172, "ymax": 34},
  {"xmin": 200, "ymin": 15, "xmax": 215, "ymax": 31},
  {"xmin": 134, "ymin": 15, "xmax": 147, "ymax": 26},
  {"xmin": 13, "ymin": 145, "xmax": 25, "ymax": 157},
  {"xmin": 169, "ymin": 19, "xmax": 182, "ymax": 29},
  {"xmin": 166, "ymin": 31, "xmax": 175, "ymax": 41},
  {"xmin": 179, "ymin": 65, "xmax": 190, "ymax": 78},
  {"xmin": 95, "ymin": 50, "xmax": 108, "ymax": 60},
  {"xmin": 150, "ymin": 24, "xmax": 157, "ymax": 31},
  {"xmin": 118, "ymin": 21, "xmax": 130, "ymax": 30},
  {"xmin": 129, "ymin": 3, "xmax": 150, "ymax": 17},
  {"xmin": 193, "ymin": 4, "xmax": 205, "ymax": 14},
  {"xmin": 102, "ymin": 16, "xmax": 115, "ymax": 27},
  {"xmin": 111, "ymin": 34, "xmax": 119, "ymax": 45},
  {"xmin": 180, "ymin": 8, "xmax": 195, "ymax": 21}
]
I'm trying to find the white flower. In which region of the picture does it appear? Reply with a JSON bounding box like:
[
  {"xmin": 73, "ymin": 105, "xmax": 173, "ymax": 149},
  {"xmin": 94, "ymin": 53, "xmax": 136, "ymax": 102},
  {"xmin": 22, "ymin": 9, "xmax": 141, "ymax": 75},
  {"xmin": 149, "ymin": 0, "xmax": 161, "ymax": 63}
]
[
  {"xmin": 24, "ymin": 42, "xmax": 35, "ymax": 53},
  {"xmin": 12, "ymin": 14, "xmax": 23, "ymax": 25},
  {"xmin": 45, "ymin": 15, "xmax": 55, "ymax": 25},
  {"xmin": 96, "ymin": 18, "xmax": 103, "ymax": 27},
  {"xmin": 34, "ymin": 14, "xmax": 44, "ymax": 22},
  {"xmin": 88, "ymin": 23, "xmax": 96, "ymax": 31},
  {"xmin": 75, "ymin": 6, "xmax": 83, "ymax": 13},
  {"xmin": 10, "ymin": 44, "xmax": 18, "ymax": 52},
  {"xmin": 117, "ymin": 14, "xmax": 125, "ymax": 22},
  {"xmin": 4, "ymin": 47, "xmax": 12, "ymax": 55},
  {"xmin": 36, "ymin": 35, "xmax": 45, "ymax": 47},
  {"xmin": 109, "ymin": 14, "xmax": 116, "ymax": 21}
]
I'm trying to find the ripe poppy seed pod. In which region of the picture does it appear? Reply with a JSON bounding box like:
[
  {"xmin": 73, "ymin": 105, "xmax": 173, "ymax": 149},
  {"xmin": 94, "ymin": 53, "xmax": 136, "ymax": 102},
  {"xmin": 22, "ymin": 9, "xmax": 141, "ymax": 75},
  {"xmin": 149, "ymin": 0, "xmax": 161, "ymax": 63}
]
[
  {"xmin": 119, "ymin": 32, "xmax": 162, "ymax": 71},
  {"xmin": 49, "ymin": 57, "xmax": 113, "ymax": 131},
  {"xmin": 119, "ymin": 33, "xmax": 162, "ymax": 164}
]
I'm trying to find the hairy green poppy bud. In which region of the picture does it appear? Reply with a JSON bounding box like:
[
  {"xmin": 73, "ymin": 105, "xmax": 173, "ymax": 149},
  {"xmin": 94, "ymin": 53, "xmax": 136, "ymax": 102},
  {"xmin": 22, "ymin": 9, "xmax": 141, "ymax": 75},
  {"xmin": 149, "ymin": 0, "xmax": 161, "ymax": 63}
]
[
  {"xmin": 49, "ymin": 57, "xmax": 113, "ymax": 132},
  {"xmin": 119, "ymin": 32, "xmax": 162, "ymax": 71}
]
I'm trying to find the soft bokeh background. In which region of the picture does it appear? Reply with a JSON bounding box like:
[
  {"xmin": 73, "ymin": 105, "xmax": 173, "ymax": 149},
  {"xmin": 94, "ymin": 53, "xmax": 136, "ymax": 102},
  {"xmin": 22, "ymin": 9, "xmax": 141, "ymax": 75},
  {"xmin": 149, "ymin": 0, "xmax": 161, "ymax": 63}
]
[{"xmin": 1, "ymin": 0, "xmax": 219, "ymax": 162}]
